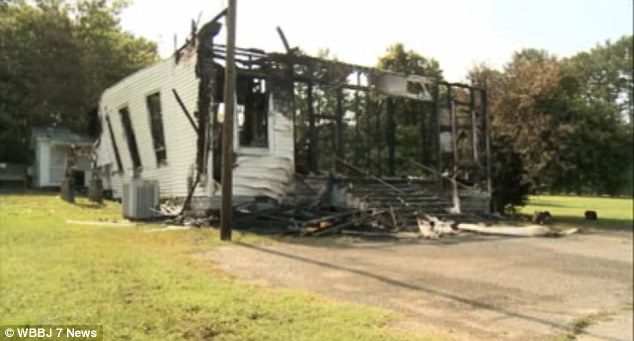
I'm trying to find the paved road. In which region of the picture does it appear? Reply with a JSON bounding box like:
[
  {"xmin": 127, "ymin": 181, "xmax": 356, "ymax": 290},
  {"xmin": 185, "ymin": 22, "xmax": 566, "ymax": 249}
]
[{"xmin": 206, "ymin": 231, "xmax": 633, "ymax": 340}]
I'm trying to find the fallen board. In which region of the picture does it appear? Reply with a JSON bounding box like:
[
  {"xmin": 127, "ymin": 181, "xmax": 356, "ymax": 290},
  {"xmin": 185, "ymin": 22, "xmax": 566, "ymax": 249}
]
[{"xmin": 457, "ymin": 223, "xmax": 578, "ymax": 237}]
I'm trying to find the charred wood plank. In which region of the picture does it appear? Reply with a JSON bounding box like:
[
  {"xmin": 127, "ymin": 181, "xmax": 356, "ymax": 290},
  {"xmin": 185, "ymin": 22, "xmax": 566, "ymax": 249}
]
[
  {"xmin": 172, "ymin": 89, "xmax": 198, "ymax": 132},
  {"xmin": 312, "ymin": 210, "xmax": 385, "ymax": 236}
]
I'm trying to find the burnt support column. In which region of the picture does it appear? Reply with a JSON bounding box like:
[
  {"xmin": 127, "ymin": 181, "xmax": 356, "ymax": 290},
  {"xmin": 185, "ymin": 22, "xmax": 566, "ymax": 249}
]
[
  {"xmin": 335, "ymin": 87, "xmax": 344, "ymax": 172},
  {"xmin": 195, "ymin": 21, "xmax": 221, "ymax": 179},
  {"xmin": 307, "ymin": 82, "xmax": 317, "ymax": 173},
  {"xmin": 470, "ymin": 88, "xmax": 478, "ymax": 164},
  {"xmin": 386, "ymin": 97, "xmax": 396, "ymax": 176},
  {"xmin": 365, "ymin": 93, "xmax": 372, "ymax": 170},
  {"xmin": 482, "ymin": 89, "xmax": 492, "ymax": 207},
  {"xmin": 450, "ymin": 100, "xmax": 458, "ymax": 174},
  {"xmin": 449, "ymin": 98, "xmax": 461, "ymax": 213},
  {"xmin": 354, "ymin": 73, "xmax": 361, "ymax": 166},
  {"xmin": 432, "ymin": 82, "xmax": 441, "ymax": 179},
  {"xmin": 376, "ymin": 100, "xmax": 383, "ymax": 176},
  {"xmin": 419, "ymin": 100, "xmax": 426, "ymax": 167}
]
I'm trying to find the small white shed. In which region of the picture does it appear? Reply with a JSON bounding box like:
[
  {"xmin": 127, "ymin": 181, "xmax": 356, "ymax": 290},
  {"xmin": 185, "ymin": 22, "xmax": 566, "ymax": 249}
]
[{"xmin": 31, "ymin": 127, "xmax": 94, "ymax": 188}]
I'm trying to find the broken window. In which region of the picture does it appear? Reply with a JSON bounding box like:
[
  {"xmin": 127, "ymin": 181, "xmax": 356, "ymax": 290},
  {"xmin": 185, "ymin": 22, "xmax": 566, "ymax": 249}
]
[
  {"xmin": 146, "ymin": 92, "xmax": 167, "ymax": 166},
  {"xmin": 237, "ymin": 77, "xmax": 268, "ymax": 148},
  {"xmin": 119, "ymin": 107, "xmax": 142, "ymax": 169},
  {"xmin": 105, "ymin": 115, "xmax": 123, "ymax": 173}
]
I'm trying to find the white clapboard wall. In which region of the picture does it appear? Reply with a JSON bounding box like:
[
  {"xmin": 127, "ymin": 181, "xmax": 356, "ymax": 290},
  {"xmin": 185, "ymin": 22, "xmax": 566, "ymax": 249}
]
[{"xmin": 94, "ymin": 51, "xmax": 295, "ymax": 203}]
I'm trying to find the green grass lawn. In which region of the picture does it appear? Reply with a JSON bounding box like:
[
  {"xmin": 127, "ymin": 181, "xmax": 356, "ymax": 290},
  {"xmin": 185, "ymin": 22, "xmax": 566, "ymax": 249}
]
[
  {"xmin": 0, "ymin": 194, "xmax": 436, "ymax": 341},
  {"xmin": 520, "ymin": 195, "xmax": 633, "ymax": 230}
]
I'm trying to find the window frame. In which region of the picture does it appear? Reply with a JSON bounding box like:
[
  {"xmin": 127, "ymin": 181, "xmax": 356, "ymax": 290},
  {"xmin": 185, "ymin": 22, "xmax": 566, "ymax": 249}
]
[
  {"xmin": 118, "ymin": 105, "xmax": 142, "ymax": 171},
  {"xmin": 145, "ymin": 91, "xmax": 168, "ymax": 167}
]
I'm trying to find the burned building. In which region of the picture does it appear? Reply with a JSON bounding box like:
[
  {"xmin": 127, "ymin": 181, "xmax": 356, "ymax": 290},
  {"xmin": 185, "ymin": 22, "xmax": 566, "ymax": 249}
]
[{"xmin": 93, "ymin": 17, "xmax": 492, "ymax": 227}]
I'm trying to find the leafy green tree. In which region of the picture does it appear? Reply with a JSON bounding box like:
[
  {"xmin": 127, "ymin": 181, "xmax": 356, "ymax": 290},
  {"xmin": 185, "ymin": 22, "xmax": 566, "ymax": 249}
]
[
  {"xmin": 0, "ymin": 0, "xmax": 158, "ymax": 163},
  {"xmin": 471, "ymin": 42, "xmax": 633, "ymax": 199},
  {"xmin": 489, "ymin": 49, "xmax": 583, "ymax": 191},
  {"xmin": 564, "ymin": 36, "xmax": 633, "ymax": 123},
  {"xmin": 74, "ymin": 0, "xmax": 158, "ymax": 105},
  {"xmin": 561, "ymin": 36, "xmax": 633, "ymax": 195},
  {"xmin": 1, "ymin": 1, "xmax": 86, "ymax": 162}
]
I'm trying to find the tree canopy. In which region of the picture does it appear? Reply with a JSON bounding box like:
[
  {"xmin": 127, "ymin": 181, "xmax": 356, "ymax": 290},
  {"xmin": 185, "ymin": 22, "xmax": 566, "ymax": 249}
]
[
  {"xmin": 0, "ymin": 0, "xmax": 158, "ymax": 163},
  {"xmin": 469, "ymin": 36, "xmax": 633, "ymax": 201}
]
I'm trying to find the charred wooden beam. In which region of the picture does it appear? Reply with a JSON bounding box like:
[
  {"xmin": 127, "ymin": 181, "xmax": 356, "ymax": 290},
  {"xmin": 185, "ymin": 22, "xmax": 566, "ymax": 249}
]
[
  {"xmin": 307, "ymin": 82, "xmax": 318, "ymax": 172},
  {"xmin": 419, "ymin": 99, "xmax": 426, "ymax": 166},
  {"xmin": 440, "ymin": 81, "xmax": 485, "ymax": 92},
  {"xmin": 172, "ymin": 89, "xmax": 198, "ymax": 132},
  {"xmin": 354, "ymin": 73, "xmax": 361, "ymax": 166},
  {"xmin": 432, "ymin": 81, "xmax": 442, "ymax": 174},
  {"xmin": 195, "ymin": 20, "xmax": 221, "ymax": 178},
  {"xmin": 276, "ymin": 26, "xmax": 292, "ymax": 53},
  {"xmin": 104, "ymin": 114, "xmax": 123, "ymax": 173},
  {"xmin": 376, "ymin": 100, "xmax": 383, "ymax": 176},
  {"xmin": 482, "ymin": 89, "xmax": 492, "ymax": 208},
  {"xmin": 386, "ymin": 97, "xmax": 396, "ymax": 176},
  {"xmin": 469, "ymin": 87, "xmax": 478, "ymax": 165},
  {"xmin": 365, "ymin": 94, "xmax": 372, "ymax": 170},
  {"xmin": 335, "ymin": 87, "xmax": 344, "ymax": 172}
]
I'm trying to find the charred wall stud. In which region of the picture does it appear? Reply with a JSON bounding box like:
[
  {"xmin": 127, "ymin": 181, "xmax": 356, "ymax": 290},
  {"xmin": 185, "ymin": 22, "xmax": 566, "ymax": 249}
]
[
  {"xmin": 386, "ymin": 97, "xmax": 396, "ymax": 176},
  {"xmin": 307, "ymin": 82, "xmax": 317, "ymax": 173},
  {"xmin": 194, "ymin": 20, "xmax": 221, "ymax": 181},
  {"xmin": 335, "ymin": 87, "xmax": 344, "ymax": 172}
]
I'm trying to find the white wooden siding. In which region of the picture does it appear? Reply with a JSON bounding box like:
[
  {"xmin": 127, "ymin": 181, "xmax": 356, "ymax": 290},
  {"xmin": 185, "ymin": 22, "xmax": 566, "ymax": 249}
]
[
  {"xmin": 95, "ymin": 53, "xmax": 204, "ymax": 199},
  {"xmin": 232, "ymin": 109, "xmax": 294, "ymax": 201},
  {"xmin": 95, "ymin": 53, "xmax": 296, "ymax": 202}
]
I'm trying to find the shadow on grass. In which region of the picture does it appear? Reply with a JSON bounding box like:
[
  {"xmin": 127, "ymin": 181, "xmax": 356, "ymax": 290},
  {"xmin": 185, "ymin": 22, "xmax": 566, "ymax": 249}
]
[
  {"xmin": 551, "ymin": 216, "xmax": 633, "ymax": 230},
  {"xmin": 524, "ymin": 201, "xmax": 568, "ymax": 208},
  {"xmin": 73, "ymin": 202, "xmax": 107, "ymax": 209}
]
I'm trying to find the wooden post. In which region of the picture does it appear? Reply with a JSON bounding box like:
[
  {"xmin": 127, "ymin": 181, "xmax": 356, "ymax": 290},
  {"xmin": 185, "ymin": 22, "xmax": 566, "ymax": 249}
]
[
  {"xmin": 482, "ymin": 89, "xmax": 493, "ymax": 212},
  {"xmin": 220, "ymin": 0, "xmax": 237, "ymax": 241},
  {"xmin": 469, "ymin": 88, "xmax": 478, "ymax": 164},
  {"xmin": 433, "ymin": 82, "xmax": 441, "ymax": 182},
  {"xmin": 376, "ymin": 100, "xmax": 383, "ymax": 176},
  {"xmin": 335, "ymin": 87, "xmax": 344, "ymax": 172},
  {"xmin": 386, "ymin": 98, "xmax": 396, "ymax": 176},
  {"xmin": 449, "ymin": 99, "xmax": 461, "ymax": 214},
  {"xmin": 307, "ymin": 82, "xmax": 317, "ymax": 172},
  {"xmin": 354, "ymin": 73, "xmax": 360, "ymax": 166},
  {"xmin": 365, "ymin": 92, "xmax": 372, "ymax": 170}
]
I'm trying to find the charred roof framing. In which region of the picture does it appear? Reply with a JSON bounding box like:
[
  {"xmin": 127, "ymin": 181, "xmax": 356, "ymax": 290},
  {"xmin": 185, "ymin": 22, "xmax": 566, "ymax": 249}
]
[{"xmin": 179, "ymin": 28, "xmax": 491, "ymax": 197}]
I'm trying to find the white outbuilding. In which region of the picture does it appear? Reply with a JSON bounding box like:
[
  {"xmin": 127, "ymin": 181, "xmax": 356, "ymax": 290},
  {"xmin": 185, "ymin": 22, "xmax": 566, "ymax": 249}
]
[{"xmin": 31, "ymin": 127, "xmax": 94, "ymax": 188}]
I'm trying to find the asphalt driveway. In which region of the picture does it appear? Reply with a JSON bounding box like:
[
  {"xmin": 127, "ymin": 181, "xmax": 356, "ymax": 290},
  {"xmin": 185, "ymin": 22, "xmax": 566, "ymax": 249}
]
[{"xmin": 205, "ymin": 231, "xmax": 633, "ymax": 340}]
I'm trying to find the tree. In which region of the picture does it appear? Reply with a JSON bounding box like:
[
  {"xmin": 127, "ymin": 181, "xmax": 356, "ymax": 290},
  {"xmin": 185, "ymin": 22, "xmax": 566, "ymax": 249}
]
[
  {"xmin": 564, "ymin": 36, "xmax": 633, "ymax": 123},
  {"xmin": 1, "ymin": 1, "xmax": 86, "ymax": 162},
  {"xmin": 0, "ymin": 0, "xmax": 158, "ymax": 163},
  {"xmin": 561, "ymin": 36, "xmax": 633, "ymax": 195},
  {"xmin": 469, "ymin": 63, "xmax": 531, "ymax": 211},
  {"xmin": 470, "ymin": 42, "xmax": 633, "ymax": 200},
  {"xmin": 489, "ymin": 49, "xmax": 587, "ymax": 191},
  {"xmin": 74, "ymin": 0, "xmax": 158, "ymax": 106}
]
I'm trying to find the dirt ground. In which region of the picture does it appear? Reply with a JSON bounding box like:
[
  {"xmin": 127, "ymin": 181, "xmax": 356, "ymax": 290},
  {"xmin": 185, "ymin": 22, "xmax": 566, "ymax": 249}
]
[{"xmin": 204, "ymin": 231, "xmax": 633, "ymax": 341}]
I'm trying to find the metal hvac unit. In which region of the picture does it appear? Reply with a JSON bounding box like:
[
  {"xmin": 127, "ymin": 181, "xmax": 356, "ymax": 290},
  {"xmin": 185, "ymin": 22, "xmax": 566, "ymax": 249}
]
[{"xmin": 122, "ymin": 180, "xmax": 159, "ymax": 219}]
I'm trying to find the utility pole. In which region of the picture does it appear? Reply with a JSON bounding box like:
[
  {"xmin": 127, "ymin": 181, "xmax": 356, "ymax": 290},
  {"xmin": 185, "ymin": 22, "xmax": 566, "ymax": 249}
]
[{"xmin": 220, "ymin": 0, "xmax": 237, "ymax": 241}]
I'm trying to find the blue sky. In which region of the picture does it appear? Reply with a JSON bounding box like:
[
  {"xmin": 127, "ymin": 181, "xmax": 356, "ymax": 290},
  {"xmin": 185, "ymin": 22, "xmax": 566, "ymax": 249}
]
[{"xmin": 120, "ymin": 0, "xmax": 633, "ymax": 81}]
